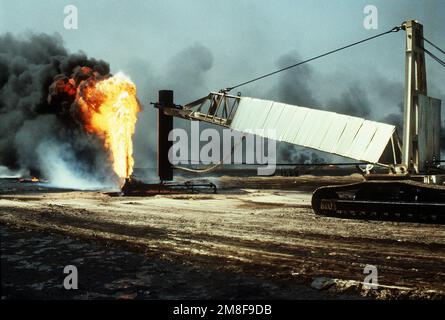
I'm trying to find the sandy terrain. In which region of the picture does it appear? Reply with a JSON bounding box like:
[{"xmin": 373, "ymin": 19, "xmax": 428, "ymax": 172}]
[{"xmin": 1, "ymin": 175, "xmax": 444, "ymax": 299}]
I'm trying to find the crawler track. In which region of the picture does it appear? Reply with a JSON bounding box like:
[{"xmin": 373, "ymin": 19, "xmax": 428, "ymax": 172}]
[{"xmin": 312, "ymin": 180, "xmax": 445, "ymax": 223}]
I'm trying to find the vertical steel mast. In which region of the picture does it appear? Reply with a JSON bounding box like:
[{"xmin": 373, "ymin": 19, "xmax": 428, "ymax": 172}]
[{"xmin": 401, "ymin": 20, "xmax": 427, "ymax": 173}]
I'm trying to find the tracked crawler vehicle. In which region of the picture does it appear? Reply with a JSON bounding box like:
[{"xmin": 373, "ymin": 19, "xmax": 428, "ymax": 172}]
[{"xmin": 312, "ymin": 20, "xmax": 445, "ymax": 223}]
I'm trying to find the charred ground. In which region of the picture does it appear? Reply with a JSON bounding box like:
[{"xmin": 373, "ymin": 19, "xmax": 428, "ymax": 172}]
[{"xmin": 1, "ymin": 175, "xmax": 444, "ymax": 300}]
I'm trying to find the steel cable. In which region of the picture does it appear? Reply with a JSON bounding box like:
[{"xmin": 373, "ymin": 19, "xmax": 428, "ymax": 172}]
[{"xmin": 223, "ymin": 25, "xmax": 402, "ymax": 92}]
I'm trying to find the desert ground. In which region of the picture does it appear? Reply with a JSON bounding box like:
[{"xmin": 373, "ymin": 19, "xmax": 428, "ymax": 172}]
[{"xmin": 1, "ymin": 175, "xmax": 444, "ymax": 299}]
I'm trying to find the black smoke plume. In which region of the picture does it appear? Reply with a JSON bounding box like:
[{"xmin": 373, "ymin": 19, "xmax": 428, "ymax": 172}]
[{"xmin": 0, "ymin": 33, "xmax": 115, "ymax": 188}]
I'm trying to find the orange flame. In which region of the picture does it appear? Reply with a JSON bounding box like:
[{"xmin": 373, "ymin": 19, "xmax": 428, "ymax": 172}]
[{"xmin": 77, "ymin": 72, "xmax": 140, "ymax": 183}]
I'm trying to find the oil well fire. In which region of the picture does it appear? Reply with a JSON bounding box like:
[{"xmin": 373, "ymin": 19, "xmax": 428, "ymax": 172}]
[
  {"xmin": 1, "ymin": 17, "xmax": 445, "ymax": 301},
  {"xmin": 49, "ymin": 67, "xmax": 141, "ymax": 185},
  {"xmin": 0, "ymin": 34, "xmax": 141, "ymax": 189}
]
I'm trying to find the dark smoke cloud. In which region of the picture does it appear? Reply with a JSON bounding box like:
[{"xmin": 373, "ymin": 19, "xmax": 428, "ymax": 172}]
[
  {"xmin": 268, "ymin": 51, "xmax": 318, "ymax": 107},
  {"xmin": 162, "ymin": 44, "xmax": 213, "ymax": 102},
  {"xmin": 129, "ymin": 44, "xmax": 214, "ymax": 170},
  {"xmin": 260, "ymin": 51, "xmax": 324, "ymax": 164},
  {"xmin": 0, "ymin": 32, "xmax": 115, "ymax": 187},
  {"xmin": 326, "ymin": 84, "xmax": 372, "ymax": 118},
  {"xmin": 379, "ymin": 101, "xmax": 404, "ymax": 133},
  {"xmin": 161, "ymin": 44, "xmax": 214, "ymax": 137},
  {"xmin": 379, "ymin": 95, "xmax": 445, "ymax": 158},
  {"xmin": 278, "ymin": 146, "xmax": 325, "ymax": 164}
]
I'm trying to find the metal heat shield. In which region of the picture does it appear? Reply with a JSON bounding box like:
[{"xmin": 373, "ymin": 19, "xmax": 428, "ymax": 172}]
[
  {"xmin": 418, "ymin": 94, "xmax": 441, "ymax": 172},
  {"xmin": 230, "ymin": 97, "xmax": 396, "ymax": 164}
]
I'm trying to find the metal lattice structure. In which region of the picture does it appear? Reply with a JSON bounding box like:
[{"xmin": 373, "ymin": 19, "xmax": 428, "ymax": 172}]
[
  {"xmin": 156, "ymin": 92, "xmax": 400, "ymax": 165},
  {"xmin": 156, "ymin": 92, "xmax": 241, "ymax": 127}
]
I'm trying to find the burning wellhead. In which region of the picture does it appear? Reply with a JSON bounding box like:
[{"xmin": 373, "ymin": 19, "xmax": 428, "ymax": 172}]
[
  {"xmin": 0, "ymin": 33, "xmax": 141, "ymax": 189},
  {"xmin": 49, "ymin": 68, "xmax": 141, "ymax": 184}
]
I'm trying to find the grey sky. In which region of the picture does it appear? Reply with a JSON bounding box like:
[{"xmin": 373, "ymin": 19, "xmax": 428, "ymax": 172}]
[
  {"xmin": 1, "ymin": 0, "xmax": 443, "ymax": 94},
  {"xmin": 1, "ymin": 0, "xmax": 444, "ymax": 166}
]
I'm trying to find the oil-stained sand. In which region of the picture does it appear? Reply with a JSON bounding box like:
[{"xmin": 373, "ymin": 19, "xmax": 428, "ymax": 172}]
[{"xmin": 1, "ymin": 175, "xmax": 444, "ymax": 299}]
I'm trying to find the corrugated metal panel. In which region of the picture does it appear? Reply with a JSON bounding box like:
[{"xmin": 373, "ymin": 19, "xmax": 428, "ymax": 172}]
[
  {"xmin": 348, "ymin": 121, "xmax": 378, "ymax": 160},
  {"xmin": 263, "ymin": 102, "xmax": 286, "ymax": 133},
  {"xmin": 418, "ymin": 95, "xmax": 442, "ymax": 171},
  {"xmin": 276, "ymin": 104, "xmax": 296, "ymax": 141},
  {"xmin": 318, "ymin": 113, "xmax": 349, "ymax": 154},
  {"xmin": 334, "ymin": 117, "xmax": 364, "ymax": 156},
  {"xmin": 282, "ymin": 107, "xmax": 310, "ymax": 143},
  {"xmin": 304, "ymin": 110, "xmax": 333, "ymax": 148},
  {"xmin": 230, "ymin": 97, "xmax": 396, "ymax": 163},
  {"xmin": 363, "ymin": 123, "xmax": 395, "ymax": 163},
  {"xmin": 229, "ymin": 98, "xmax": 250, "ymax": 130},
  {"xmin": 245, "ymin": 98, "xmax": 274, "ymax": 130}
]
